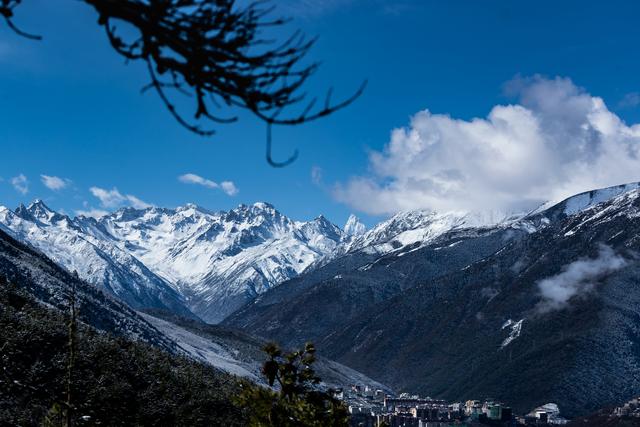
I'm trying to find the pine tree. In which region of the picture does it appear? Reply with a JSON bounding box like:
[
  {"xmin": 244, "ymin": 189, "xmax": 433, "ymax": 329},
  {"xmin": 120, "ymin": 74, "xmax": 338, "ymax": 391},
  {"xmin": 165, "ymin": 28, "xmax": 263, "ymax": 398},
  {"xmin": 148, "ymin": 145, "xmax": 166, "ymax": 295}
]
[{"xmin": 236, "ymin": 342, "xmax": 349, "ymax": 427}]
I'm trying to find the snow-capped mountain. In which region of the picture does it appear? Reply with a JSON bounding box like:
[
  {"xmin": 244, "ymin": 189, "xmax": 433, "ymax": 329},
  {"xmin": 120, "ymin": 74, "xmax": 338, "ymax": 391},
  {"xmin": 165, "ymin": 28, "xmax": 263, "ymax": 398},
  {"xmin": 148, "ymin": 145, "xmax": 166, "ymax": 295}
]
[
  {"xmin": 334, "ymin": 183, "xmax": 640, "ymax": 258},
  {"xmin": 0, "ymin": 200, "xmax": 346, "ymax": 323},
  {"xmin": 93, "ymin": 202, "xmax": 344, "ymax": 322},
  {"xmin": 337, "ymin": 208, "xmax": 529, "ymax": 259},
  {"xmin": 0, "ymin": 200, "xmax": 190, "ymax": 317},
  {"xmin": 5, "ymin": 183, "xmax": 638, "ymax": 325},
  {"xmin": 343, "ymin": 214, "xmax": 366, "ymax": 238}
]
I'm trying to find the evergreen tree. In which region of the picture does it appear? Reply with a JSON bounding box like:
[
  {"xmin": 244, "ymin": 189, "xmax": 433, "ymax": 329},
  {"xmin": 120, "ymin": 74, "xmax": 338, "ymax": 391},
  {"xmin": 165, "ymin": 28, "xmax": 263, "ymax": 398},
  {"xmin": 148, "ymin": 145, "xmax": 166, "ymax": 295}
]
[{"xmin": 237, "ymin": 342, "xmax": 349, "ymax": 427}]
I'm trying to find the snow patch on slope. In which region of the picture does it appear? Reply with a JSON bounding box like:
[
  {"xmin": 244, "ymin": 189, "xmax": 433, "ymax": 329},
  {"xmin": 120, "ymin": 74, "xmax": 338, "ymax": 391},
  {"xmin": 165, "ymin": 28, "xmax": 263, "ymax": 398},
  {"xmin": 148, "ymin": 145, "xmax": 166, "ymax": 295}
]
[
  {"xmin": 140, "ymin": 313, "xmax": 262, "ymax": 381},
  {"xmin": 500, "ymin": 319, "xmax": 524, "ymax": 349}
]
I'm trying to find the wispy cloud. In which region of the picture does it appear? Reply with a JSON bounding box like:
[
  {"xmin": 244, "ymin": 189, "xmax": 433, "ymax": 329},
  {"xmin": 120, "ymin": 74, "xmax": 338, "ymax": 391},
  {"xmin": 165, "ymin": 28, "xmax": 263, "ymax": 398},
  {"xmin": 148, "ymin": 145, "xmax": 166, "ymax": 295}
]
[
  {"xmin": 536, "ymin": 245, "xmax": 626, "ymax": 313},
  {"xmin": 277, "ymin": 0, "xmax": 357, "ymax": 17},
  {"xmin": 618, "ymin": 92, "xmax": 640, "ymax": 109},
  {"xmin": 334, "ymin": 76, "xmax": 640, "ymax": 215},
  {"xmin": 277, "ymin": 0, "xmax": 414, "ymax": 18},
  {"xmin": 179, "ymin": 173, "xmax": 218, "ymax": 189},
  {"xmin": 178, "ymin": 173, "xmax": 238, "ymax": 196},
  {"xmin": 89, "ymin": 187, "xmax": 151, "ymax": 209},
  {"xmin": 75, "ymin": 208, "xmax": 109, "ymax": 219},
  {"xmin": 0, "ymin": 41, "xmax": 12, "ymax": 63},
  {"xmin": 311, "ymin": 166, "xmax": 323, "ymax": 185},
  {"xmin": 380, "ymin": 2, "xmax": 415, "ymax": 16},
  {"xmin": 10, "ymin": 174, "xmax": 29, "ymax": 195},
  {"xmin": 41, "ymin": 174, "xmax": 70, "ymax": 191}
]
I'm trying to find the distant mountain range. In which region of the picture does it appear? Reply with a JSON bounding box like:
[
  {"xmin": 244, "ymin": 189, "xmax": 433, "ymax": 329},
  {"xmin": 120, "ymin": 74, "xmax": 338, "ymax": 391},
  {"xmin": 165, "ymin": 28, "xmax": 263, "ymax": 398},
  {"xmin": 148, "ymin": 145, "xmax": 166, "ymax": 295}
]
[
  {"xmin": 0, "ymin": 201, "xmax": 364, "ymax": 322},
  {"xmin": 3, "ymin": 182, "xmax": 640, "ymax": 417}
]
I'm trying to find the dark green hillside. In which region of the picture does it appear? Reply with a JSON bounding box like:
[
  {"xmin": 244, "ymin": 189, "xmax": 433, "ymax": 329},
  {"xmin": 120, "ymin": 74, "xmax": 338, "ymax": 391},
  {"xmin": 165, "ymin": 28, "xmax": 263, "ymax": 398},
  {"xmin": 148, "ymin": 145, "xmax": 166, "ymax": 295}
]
[{"xmin": 0, "ymin": 281, "xmax": 246, "ymax": 426}]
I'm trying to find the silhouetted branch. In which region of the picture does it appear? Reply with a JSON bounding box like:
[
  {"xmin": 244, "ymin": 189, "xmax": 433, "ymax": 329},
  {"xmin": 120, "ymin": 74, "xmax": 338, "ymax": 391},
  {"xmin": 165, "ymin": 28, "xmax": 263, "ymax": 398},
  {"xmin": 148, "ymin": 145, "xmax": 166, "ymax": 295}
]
[
  {"xmin": 0, "ymin": 0, "xmax": 41, "ymax": 40},
  {"xmin": 2, "ymin": 0, "xmax": 366, "ymax": 166},
  {"xmin": 266, "ymin": 122, "xmax": 298, "ymax": 167}
]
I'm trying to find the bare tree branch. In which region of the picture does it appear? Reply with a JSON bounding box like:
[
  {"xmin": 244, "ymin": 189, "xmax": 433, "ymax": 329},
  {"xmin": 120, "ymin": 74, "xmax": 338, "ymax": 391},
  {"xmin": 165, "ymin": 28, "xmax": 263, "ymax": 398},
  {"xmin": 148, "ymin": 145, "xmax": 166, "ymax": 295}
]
[
  {"xmin": 2, "ymin": 0, "xmax": 366, "ymax": 166},
  {"xmin": 0, "ymin": 0, "xmax": 41, "ymax": 40}
]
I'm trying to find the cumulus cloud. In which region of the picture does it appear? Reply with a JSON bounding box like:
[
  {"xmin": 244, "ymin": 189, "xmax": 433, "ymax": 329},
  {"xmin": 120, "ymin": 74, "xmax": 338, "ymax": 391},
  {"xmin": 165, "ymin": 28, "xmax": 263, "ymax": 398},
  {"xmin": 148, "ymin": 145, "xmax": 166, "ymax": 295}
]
[
  {"xmin": 178, "ymin": 173, "xmax": 238, "ymax": 196},
  {"xmin": 536, "ymin": 245, "xmax": 626, "ymax": 313},
  {"xmin": 334, "ymin": 76, "xmax": 640, "ymax": 215},
  {"xmin": 10, "ymin": 174, "xmax": 29, "ymax": 195},
  {"xmin": 41, "ymin": 175, "xmax": 70, "ymax": 191},
  {"xmin": 89, "ymin": 187, "xmax": 151, "ymax": 209}
]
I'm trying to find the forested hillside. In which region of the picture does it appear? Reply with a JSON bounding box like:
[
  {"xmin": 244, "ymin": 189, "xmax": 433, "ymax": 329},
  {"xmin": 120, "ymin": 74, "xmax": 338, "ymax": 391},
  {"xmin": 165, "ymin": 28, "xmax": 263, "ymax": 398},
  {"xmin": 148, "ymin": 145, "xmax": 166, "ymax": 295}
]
[{"xmin": 0, "ymin": 280, "xmax": 246, "ymax": 426}]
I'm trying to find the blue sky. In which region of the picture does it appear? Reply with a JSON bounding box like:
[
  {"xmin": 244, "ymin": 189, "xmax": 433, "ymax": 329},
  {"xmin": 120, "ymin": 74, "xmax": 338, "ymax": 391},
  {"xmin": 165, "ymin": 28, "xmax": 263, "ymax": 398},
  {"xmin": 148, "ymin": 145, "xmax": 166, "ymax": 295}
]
[{"xmin": 2, "ymin": 0, "xmax": 640, "ymax": 227}]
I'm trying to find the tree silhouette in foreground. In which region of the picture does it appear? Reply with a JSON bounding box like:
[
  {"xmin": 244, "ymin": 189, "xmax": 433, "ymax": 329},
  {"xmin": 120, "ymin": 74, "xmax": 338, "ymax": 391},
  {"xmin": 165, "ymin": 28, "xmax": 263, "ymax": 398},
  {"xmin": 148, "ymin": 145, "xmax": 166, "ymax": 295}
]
[
  {"xmin": 237, "ymin": 342, "xmax": 349, "ymax": 427},
  {"xmin": 1, "ymin": 0, "xmax": 365, "ymax": 166}
]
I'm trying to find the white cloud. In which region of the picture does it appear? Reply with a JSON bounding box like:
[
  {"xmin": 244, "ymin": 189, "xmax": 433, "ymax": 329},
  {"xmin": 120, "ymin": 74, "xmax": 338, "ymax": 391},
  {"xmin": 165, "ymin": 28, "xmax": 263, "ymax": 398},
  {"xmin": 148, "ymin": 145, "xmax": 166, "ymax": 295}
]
[
  {"xmin": 179, "ymin": 173, "xmax": 219, "ymax": 189},
  {"xmin": 178, "ymin": 173, "xmax": 238, "ymax": 196},
  {"xmin": 334, "ymin": 76, "xmax": 640, "ymax": 215},
  {"xmin": 75, "ymin": 208, "xmax": 109, "ymax": 219},
  {"xmin": 311, "ymin": 166, "xmax": 323, "ymax": 185},
  {"xmin": 41, "ymin": 175, "xmax": 69, "ymax": 191},
  {"xmin": 10, "ymin": 174, "xmax": 29, "ymax": 195},
  {"xmin": 220, "ymin": 181, "xmax": 239, "ymax": 196},
  {"xmin": 89, "ymin": 187, "xmax": 151, "ymax": 209},
  {"xmin": 536, "ymin": 245, "xmax": 626, "ymax": 313}
]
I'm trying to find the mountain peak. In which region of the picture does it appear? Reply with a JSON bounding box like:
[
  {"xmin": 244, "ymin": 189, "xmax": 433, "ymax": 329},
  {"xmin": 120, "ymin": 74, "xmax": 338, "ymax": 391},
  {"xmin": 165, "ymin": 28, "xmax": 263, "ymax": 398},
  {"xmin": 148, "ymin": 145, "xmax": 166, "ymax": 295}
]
[
  {"xmin": 344, "ymin": 214, "xmax": 366, "ymax": 237},
  {"xmin": 527, "ymin": 182, "xmax": 640, "ymax": 218},
  {"xmin": 30, "ymin": 199, "xmax": 52, "ymax": 212},
  {"xmin": 175, "ymin": 203, "xmax": 211, "ymax": 215},
  {"xmin": 15, "ymin": 199, "xmax": 61, "ymax": 224},
  {"xmin": 308, "ymin": 214, "xmax": 341, "ymax": 236},
  {"xmin": 252, "ymin": 201, "xmax": 275, "ymax": 211},
  {"xmin": 14, "ymin": 203, "xmax": 33, "ymax": 221}
]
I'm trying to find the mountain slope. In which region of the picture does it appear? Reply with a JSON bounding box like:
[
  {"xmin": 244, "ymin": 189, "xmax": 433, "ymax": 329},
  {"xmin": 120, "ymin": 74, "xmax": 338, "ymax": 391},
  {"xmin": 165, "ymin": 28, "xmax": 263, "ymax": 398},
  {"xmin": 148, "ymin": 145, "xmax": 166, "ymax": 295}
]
[
  {"xmin": 225, "ymin": 183, "xmax": 640, "ymax": 417},
  {"xmin": 0, "ymin": 201, "xmax": 191, "ymax": 317},
  {"xmin": 0, "ymin": 226, "xmax": 175, "ymax": 350},
  {"xmin": 320, "ymin": 188, "xmax": 640, "ymax": 416},
  {"xmin": 141, "ymin": 310, "xmax": 391, "ymax": 393},
  {"xmin": 225, "ymin": 207, "xmax": 541, "ymax": 346},
  {"xmin": 0, "ymin": 261, "xmax": 245, "ymax": 426}
]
